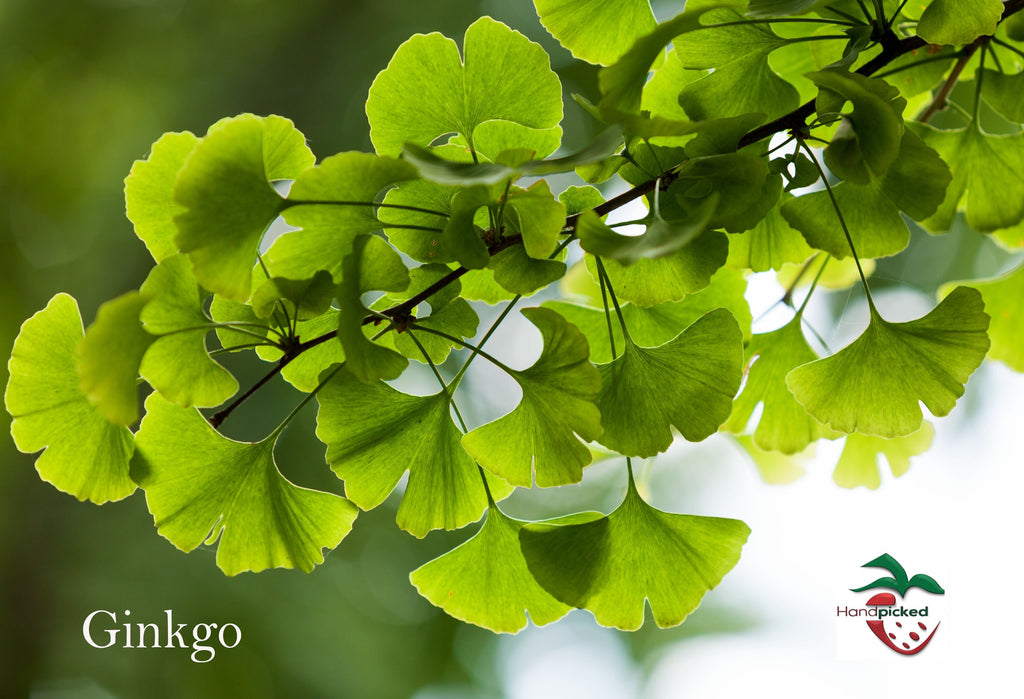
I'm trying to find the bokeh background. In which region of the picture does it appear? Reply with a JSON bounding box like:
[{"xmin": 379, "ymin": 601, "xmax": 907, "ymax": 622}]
[{"xmin": 2, "ymin": 1, "xmax": 1021, "ymax": 697}]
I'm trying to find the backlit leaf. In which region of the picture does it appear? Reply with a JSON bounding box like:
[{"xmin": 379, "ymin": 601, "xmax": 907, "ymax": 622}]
[
  {"xmin": 787, "ymin": 287, "xmax": 990, "ymax": 437},
  {"xmin": 6, "ymin": 294, "xmax": 135, "ymax": 503},
  {"xmin": 916, "ymin": 0, "xmax": 1002, "ymax": 46},
  {"xmin": 534, "ymin": 0, "xmax": 657, "ymax": 66},
  {"xmin": 943, "ymin": 263, "xmax": 1024, "ymax": 372},
  {"xmin": 174, "ymin": 114, "xmax": 315, "ymax": 301},
  {"xmin": 833, "ymin": 422, "xmax": 934, "ymax": 489},
  {"xmin": 595, "ymin": 309, "xmax": 743, "ymax": 457},
  {"xmin": 519, "ymin": 474, "xmax": 750, "ymax": 630},
  {"xmin": 367, "ymin": 17, "xmax": 562, "ymax": 158},
  {"xmin": 132, "ymin": 393, "xmax": 357, "ymax": 575},
  {"xmin": 410, "ymin": 507, "xmax": 574, "ymax": 633},
  {"xmin": 462, "ymin": 307, "xmax": 603, "ymax": 487}
]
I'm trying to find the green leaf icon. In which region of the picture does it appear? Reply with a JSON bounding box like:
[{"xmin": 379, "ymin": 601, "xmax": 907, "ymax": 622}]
[
  {"xmin": 132, "ymin": 393, "xmax": 357, "ymax": 575},
  {"xmin": 6, "ymin": 294, "xmax": 136, "ymax": 504}
]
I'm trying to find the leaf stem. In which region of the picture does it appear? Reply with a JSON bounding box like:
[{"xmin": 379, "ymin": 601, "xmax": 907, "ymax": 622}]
[
  {"xmin": 267, "ymin": 363, "xmax": 344, "ymax": 441},
  {"xmin": 594, "ymin": 257, "xmax": 632, "ymax": 345},
  {"xmin": 917, "ymin": 40, "xmax": 982, "ymax": 124},
  {"xmin": 283, "ymin": 199, "xmax": 450, "ymax": 217},
  {"xmin": 798, "ymin": 140, "xmax": 875, "ymax": 311}
]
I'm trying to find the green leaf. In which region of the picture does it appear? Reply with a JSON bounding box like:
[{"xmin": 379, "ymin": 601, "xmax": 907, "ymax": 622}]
[
  {"xmin": 833, "ymin": 422, "xmax": 934, "ymax": 490},
  {"xmin": 808, "ymin": 69, "xmax": 905, "ymax": 181},
  {"xmin": 174, "ymin": 114, "xmax": 315, "ymax": 301},
  {"xmin": 210, "ymin": 293, "xmax": 269, "ymax": 351},
  {"xmin": 489, "ymin": 246, "xmax": 568, "ymax": 297},
  {"xmin": 5, "ymin": 294, "xmax": 136, "ymax": 503},
  {"xmin": 410, "ymin": 507, "xmax": 573, "ymax": 633},
  {"xmin": 599, "ymin": 4, "xmax": 741, "ymax": 114},
  {"xmin": 981, "ymin": 70, "xmax": 1024, "ymax": 123},
  {"xmin": 506, "ymin": 181, "xmax": 566, "ymax": 259},
  {"xmin": 124, "ymin": 131, "xmax": 199, "ymax": 263},
  {"xmin": 943, "ymin": 263, "xmax": 1024, "ymax": 372},
  {"xmin": 781, "ymin": 182, "xmax": 909, "ymax": 259},
  {"xmin": 595, "ymin": 309, "xmax": 743, "ymax": 457},
  {"xmin": 724, "ymin": 317, "xmax": 833, "ymax": 454},
  {"xmin": 138, "ymin": 255, "xmax": 239, "ymax": 408},
  {"xmin": 132, "ymin": 393, "xmax": 357, "ymax": 575},
  {"xmin": 78, "ymin": 292, "xmax": 154, "ymax": 425},
  {"xmin": 915, "ymin": 122, "xmax": 1024, "ymax": 233},
  {"xmin": 745, "ymin": 0, "xmax": 830, "ymax": 17},
  {"xmin": 668, "ymin": 152, "xmax": 776, "ymax": 233},
  {"xmin": 585, "ymin": 232, "xmax": 729, "ymax": 307},
  {"xmin": 733, "ymin": 435, "xmax": 809, "ymax": 485},
  {"xmin": 398, "ymin": 299, "xmax": 479, "ymax": 365},
  {"xmin": 316, "ymin": 369, "xmax": 508, "ymax": 537},
  {"xmin": 380, "ymin": 180, "xmax": 457, "ymax": 264},
  {"xmin": 267, "ymin": 152, "xmax": 418, "ymax": 282},
  {"xmin": 576, "ymin": 201, "xmax": 717, "ymax": 265},
  {"xmin": 401, "ymin": 144, "xmax": 518, "ymax": 186},
  {"xmin": 519, "ymin": 475, "xmax": 750, "ymax": 630},
  {"xmin": 676, "ymin": 9, "xmax": 799, "ymax": 122},
  {"xmin": 462, "ymin": 307, "xmax": 603, "ymax": 487},
  {"xmin": 366, "ymin": 17, "xmax": 562, "ymax": 158},
  {"xmin": 442, "ymin": 186, "xmax": 493, "ymax": 270},
  {"xmin": 534, "ymin": 0, "xmax": 657, "ymax": 66},
  {"xmin": 257, "ymin": 311, "xmax": 344, "ymax": 393},
  {"xmin": 916, "ymin": 0, "xmax": 1002, "ymax": 46},
  {"xmin": 250, "ymin": 271, "xmax": 335, "ymax": 322},
  {"xmin": 726, "ymin": 195, "xmax": 815, "ymax": 272},
  {"xmin": 787, "ymin": 287, "xmax": 990, "ymax": 437},
  {"xmin": 546, "ymin": 266, "xmax": 752, "ymax": 363},
  {"xmin": 336, "ymin": 236, "xmax": 410, "ymax": 383}
]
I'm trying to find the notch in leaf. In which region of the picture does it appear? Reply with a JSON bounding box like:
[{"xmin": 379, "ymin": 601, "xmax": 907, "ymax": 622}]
[{"xmin": 519, "ymin": 467, "xmax": 750, "ymax": 630}]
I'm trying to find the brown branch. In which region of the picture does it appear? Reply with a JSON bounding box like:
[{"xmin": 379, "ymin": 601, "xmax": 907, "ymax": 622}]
[{"xmin": 211, "ymin": 0, "xmax": 1024, "ymax": 428}]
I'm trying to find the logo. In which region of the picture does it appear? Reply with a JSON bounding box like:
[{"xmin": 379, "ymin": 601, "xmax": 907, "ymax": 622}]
[{"xmin": 837, "ymin": 553, "xmax": 945, "ymax": 656}]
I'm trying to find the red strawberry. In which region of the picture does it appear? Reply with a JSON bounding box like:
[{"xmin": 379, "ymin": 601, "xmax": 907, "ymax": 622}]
[{"xmin": 853, "ymin": 554, "xmax": 945, "ymax": 656}]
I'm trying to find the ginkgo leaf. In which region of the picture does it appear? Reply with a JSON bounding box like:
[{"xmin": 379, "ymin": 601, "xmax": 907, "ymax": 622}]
[
  {"xmin": 380, "ymin": 179, "xmax": 457, "ymax": 264},
  {"xmin": 787, "ymin": 287, "xmax": 990, "ymax": 437},
  {"xmin": 668, "ymin": 153, "xmax": 776, "ymax": 233},
  {"xmin": 366, "ymin": 17, "xmax": 562, "ymax": 158},
  {"xmin": 5, "ymin": 294, "xmax": 136, "ymax": 503},
  {"xmin": 410, "ymin": 507, "xmax": 575, "ymax": 633},
  {"xmin": 726, "ymin": 195, "xmax": 815, "ymax": 272},
  {"xmin": 782, "ymin": 182, "xmax": 909, "ymax": 259},
  {"xmin": 336, "ymin": 235, "xmax": 410, "ymax": 383},
  {"xmin": 585, "ymin": 231, "xmax": 729, "ymax": 307},
  {"xmin": 534, "ymin": 0, "xmax": 657, "ymax": 66},
  {"xmin": 124, "ymin": 131, "xmax": 199, "ymax": 263},
  {"xmin": 132, "ymin": 393, "xmax": 357, "ymax": 575},
  {"xmin": 138, "ymin": 255, "xmax": 239, "ymax": 408},
  {"xmin": 316, "ymin": 369, "xmax": 510, "ymax": 537},
  {"xmin": 943, "ymin": 263, "xmax": 1024, "ymax": 372},
  {"xmin": 598, "ymin": 4, "xmax": 740, "ymax": 114},
  {"xmin": 397, "ymin": 299, "xmax": 479, "ymax": 365},
  {"xmin": 732, "ymin": 435, "xmax": 810, "ymax": 485},
  {"xmin": 266, "ymin": 152, "xmax": 417, "ymax": 282},
  {"xmin": 442, "ymin": 186, "xmax": 494, "ymax": 270},
  {"xmin": 833, "ymin": 422, "xmax": 934, "ymax": 490},
  {"xmin": 250, "ymin": 270, "xmax": 335, "ymax": 322},
  {"xmin": 490, "ymin": 245, "xmax": 568, "ymax": 296},
  {"xmin": 676, "ymin": 8, "xmax": 799, "ymax": 122},
  {"xmin": 506, "ymin": 180, "xmax": 566, "ymax": 259},
  {"xmin": 256, "ymin": 311, "xmax": 344, "ymax": 393},
  {"xmin": 916, "ymin": 0, "xmax": 1002, "ymax": 46},
  {"xmin": 545, "ymin": 267, "xmax": 752, "ymax": 363},
  {"xmin": 724, "ymin": 316, "xmax": 833, "ymax": 454},
  {"xmin": 174, "ymin": 114, "xmax": 315, "ymax": 301},
  {"xmin": 519, "ymin": 473, "xmax": 750, "ymax": 630},
  {"xmin": 78, "ymin": 291, "xmax": 154, "ymax": 425},
  {"xmin": 808, "ymin": 69, "xmax": 905, "ymax": 182},
  {"xmin": 914, "ymin": 122, "xmax": 1024, "ymax": 233},
  {"xmin": 462, "ymin": 307, "xmax": 602, "ymax": 487},
  {"xmin": 595, "ymin": 309, "xmax": 743, "ymax": 457},
  {"xmin": 577, "ymin": 202, "xmax": 717, "ymax": 265},
  {"xmin": 980, "ymin": 70, "xmax": 1024, "ymax": 123}
]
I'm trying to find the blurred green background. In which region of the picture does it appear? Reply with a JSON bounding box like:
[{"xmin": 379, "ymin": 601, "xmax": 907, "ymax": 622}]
[
  {"xmin": 0, "ymin": 1, "xmax": 695, "ymax": 697},
  {"xmin": 3, "ymin": 1, "xmax": 1019, "ymax": 697}
]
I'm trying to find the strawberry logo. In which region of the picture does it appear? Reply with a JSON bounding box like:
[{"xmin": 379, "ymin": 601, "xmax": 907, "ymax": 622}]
[{"xmin": 852, "ymin": 554, "xmax": 945, "ymax": 655}]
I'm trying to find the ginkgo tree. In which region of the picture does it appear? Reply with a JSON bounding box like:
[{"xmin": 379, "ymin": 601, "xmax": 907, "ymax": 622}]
[{"xmin": 6, "ymin": 0, "xmax": 1024, "ymax": 634}]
